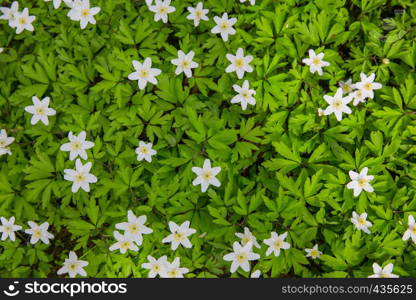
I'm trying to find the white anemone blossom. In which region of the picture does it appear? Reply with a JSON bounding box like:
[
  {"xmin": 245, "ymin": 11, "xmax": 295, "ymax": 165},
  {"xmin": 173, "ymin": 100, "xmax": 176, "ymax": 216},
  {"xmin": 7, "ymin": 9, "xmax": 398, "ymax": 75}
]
[
  {"xmin": 223, "ymin": 241, "xmax": 259, "ymax": 273},
  {"xmin": 128, "ymin": 58, "xmax": 161, "ymax": 90},
  {"xmin": 225, "ymin": 48, "xmax": 253, "ymax": 79},
  {"xmin": 347, "ymin": 167, "xmax": 374, "ymax": 197},
  {"xmin": 191, "ymin": 159, "xmax": 221, "ymax": 192},
  {"xmin": 162, "ymin": 221, "xmax": 196, "ymax": 250},
  {"xmin": 57, "ymin": 251, "xmax": 88, "ymax": 278},
  {"xmin": 231, "ymin": 80, "xmax": 256, "ymax": 110},
  {"xmin": 171, "ymin": 50, "xmax": 198, "ymax": 78},
  {"xmin": 211, "ymin": 13, "xmax": 237, "ymax": 42},
  {"xmin": 67, "ymin": 0, "xmax": 100, "ymax": 29},
  {"xmin": 64, "ymin": 159, "xmax": 97, "ymax": 193},
  {"xmin": 323, "ymin": 88, "xmax": 353, "ymax": 121},
  {"xmin": 60, "ymin": 131, "xmax": 95, "ymax": 161},
  {"xmin": 148, "ymin": 0, "xmax": 176, "ymax": 23},
  {"xmin": 186, "ymin": 2, "xmax": 209, "ymax": 27},
  {"xmin": 302, "ymin": 49, "xmax": 330, "ymax": 76},
  {"xmin": 24, "ymin": 96, "xmax": 56, "ymax": 126}
]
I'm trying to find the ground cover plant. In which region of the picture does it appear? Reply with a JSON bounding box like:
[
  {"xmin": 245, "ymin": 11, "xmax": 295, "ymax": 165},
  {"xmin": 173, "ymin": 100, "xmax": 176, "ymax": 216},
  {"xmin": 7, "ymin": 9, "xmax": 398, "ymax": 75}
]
[{"xmin": 0, "ymin": 0, "xmax": 416, "ymax": 278}]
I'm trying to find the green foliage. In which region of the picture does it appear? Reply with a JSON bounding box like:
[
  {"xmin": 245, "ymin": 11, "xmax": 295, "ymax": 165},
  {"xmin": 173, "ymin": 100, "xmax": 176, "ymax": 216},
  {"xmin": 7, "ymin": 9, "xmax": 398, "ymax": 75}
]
[{"xmin": 1, "ymin": 0, "xmax": 416, "ymax": 278}]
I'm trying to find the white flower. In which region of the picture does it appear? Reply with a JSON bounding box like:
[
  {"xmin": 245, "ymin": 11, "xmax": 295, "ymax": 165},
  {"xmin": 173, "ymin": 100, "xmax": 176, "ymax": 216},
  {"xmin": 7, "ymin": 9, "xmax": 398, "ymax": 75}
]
[
  {"xmin": 339, "ymin": 79, "xmax": 356, "ymax": 94},
  {"xmin": 263, "ymin": 232, "xmax": 290, "ymax": 257},
  {"xmin": 64, "ymin": 159, "xmax": 97, "ymax": 193},
  {"xmin": 0, "ymin": 1, "xmax": 19, "ymax": 27},
  {"xmin": 347, "ymin": 167, "xmax": 374, "ymax": 197},
  {"xmin": 369, "ymin": 263, "xmax": 399, "ymax": 278},
  {"xmin": 191, "ymin": 159, "xmax": 221, "ymax": 192},
  {"xmin": 323, "ymin": 88, "xmax": 353, "ymax": 121},
  {"xmin": 135, "ymin": 141, "xmax": 157, "ymax": 162},
  {"xmin": 115, "ymin": 210, "xmax": 153, "ymax": 246},
  {"xmin": 148, "ymin": 0, "xmax": 176, "ymax": 23},
  {"xmin": 186, "ymin": 2, "xmax": 208, "ymax": 27},
  {"xmin": 0, "ymin": 129, "xmax": 15, "ymax": 156},
  {"xmin": 0, "ymin": 216, "xmax": 21, "ymax": 242},
  {"xmin": 171, "ymin": 50, "xmax": 198, "ymax": 78},
  {"xmin": 211, "ymin": 13, "xmax": 237, "ymax": 42},
  {"xmin": 10, "ymin": 8, "xmax": 35, "ymax": 34},
  {"xmin": 0, "ymin": 48, "xmax": 3, "ymax": 54},
  {"xmin": 161, "ymin": 257, "xmax": 189, "ymax": 278},
  {"xmin": 223, "ymin": 241, "xmax": 259, "ymax": 273},
  {"xmin": 44, "ymin": 0, "xmax": 73, "ymax": 9},
  {"xmin": 305, "ymin": 244, "xmax": 322, "ymax": 259},
  {"xmin": 317, "ymin": 108, "xmax": 324, "ymax": 117},
  {"xmin": 250, "ymin": 270, "xmax": 261, "ymax": 278},
  {"xmin": 128, "ymin": 58, "xmax": 161, "ymax": 90},
  {"xmin": 240, "ymin": 0, "xmax": 256, "ymax": 4},
  {"xmin": 302, "ymin": 49, "xmax": 330, "ymax": 76},
  {"xmin": 60, "ymin": 131, "xmax": 94, "ymax": 161},
  {"xmin": 351, "ymin": 211, "xmax": 372, "ymax": 234},
  {"xmin": 231, "ymin": 80, "xmax": 256, "ymax": 110},
  {"xmin": 142, "ymin": 255, "xmax": 168, "ymax": 278},
  {"xmin": 24, "ymin": 96, "xmax": 56, "ymax": 126},
  {"xmin": 109, "ymin": 231, "xmax": 139, "ymax": 254},
  {"xmin": 67, "ymin": 0, "xmax": 100, "ymax": 29},
  {"xmin": 57, "ymin": 251, "xmax": 88, "ymax": 278},
  {"xmin": 25, "ymin": 221, "xmax": 54, "ymax": 245},
  {"xmin": 402, "ymin": 215, "xmax": 416, "ymax": 243},
  {"xmin": 226, "ymin": 48, "xmax": 253, "ymax": 79},
  {"xmin": 235, "ymin": 227, "xmax": 260, "ymax": 248},
  {"xmin": 355, "ymin": 73, "xmax": 382, "ymax": 99},
  {"xmin": 351, "ymin": 89, "xmax": 366, "ymax": 106},
  {"xmin": 162, "ymin": 221, "xmax": 196, "ymax": 250}
]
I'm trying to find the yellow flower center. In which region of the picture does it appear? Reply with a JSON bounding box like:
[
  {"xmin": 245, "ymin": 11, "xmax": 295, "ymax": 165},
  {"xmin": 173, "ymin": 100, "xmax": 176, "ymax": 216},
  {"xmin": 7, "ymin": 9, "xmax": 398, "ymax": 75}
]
[
  {"xmin": 234, "ymin": 58, "xmax": 245, "ymax": 68},
  {"xmin": 121, "ymin": 241, "xmax": 130, "ymax": 249},
  {"xmin": 0, "ymin": 141, "xmax": 5, "ymax": 147},
  {"xmin": 310, "ymin": 249, "xmax": 319, "ymax": 257},
  {"xmin": 173, "ymin": 232, "xmax": 184, "ymax": 242},
  {"xmin": 181, "ymin": 60, "xmax": 190, "ymax": 68},
  {"xmin": 220, "ymin": 21, "xmax": 230, "ymax": 30},
  {"xmin": 364, "ymin": 83, "xmax": 372, "ymax": 91},
  {"xmin": 241, "ymin": 237, "xmax": 250, "ymax": 244},
  {"xmin": 128, "ymin": 224, "xmax": 139, "ymax": 234},
  {"xmin": 412, "ymin": 226, "xmax": 416, "ymax": 235},
  {"xmin": 69, "ymin": 263, "xmax": 77, "ymax": 271},
  {"xmin": 343, "ymin": 85, "xmax": 352, "ymax": 93},
  {"xmin": 139, "ymin": 146, "xmax": 149, "ymax": 154},
  {"xmin": 195, "ymin": 10, "xmax": 203, "ymax": 18},
  {"xmin": 19, "ymin": 17, "xmax": 27, "ymax": 25},
  {"xmin": 333, "ymin": 100, "xmax": 342, "ymax": 109},
  {"xmin": 158, "ymin": 6, "xmax": 167, "ymax": 14},
  {"xmin": 36, "ymin": 107, "xmax": 45, "ymax": 115},
  {"xmin": 81, "ymin": 9, "xmax": 90, "ymax": 17},
  {"xmin": 33, "ymin": 229, "xmax": 42, "ymax": 238},
  {"xmin": 202, "ymin": 171, "xmax": 212, "ymax": 181},
  {"xmin": 274, "ymin": 240, "xmax": 283, "ymax": 249},
  {"xmin": 242, "ymin": 91, "xmax": 250, "ymax": 99},
  {"xmin": 358, "ymin": 217, "xmax": 367, "ymax": 226},
  {"xmin": 71, "ymin": 141, "xmax": 82, "ymax": 150},
  {"xmin": 139, "ymin": 69, "xmax": 149, "ymax": 78},
  {"xmin": 4, "ymin": 226, "xmax": 12, "ymax": 233},
  {"xmin": 236, "ymin": 253, "xmax": 248, "ymax": 263},
  {"xmin": 168, "ymin": 269, "xmax": 179, "ymax": 277},
  {"xmin": 75, "ymin": 173, "xmax": 86, "ymax": 183},
  {"xmin": 152, "ymin": 264, "xmax": 161, "ymax": 272},
  {"xmin": 312, "ymin": 57, "xmax": 321, "ymax": 65},
  {"xmin": 358, "ymin": 178, "xmax": 368, "ymax": 187}
]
